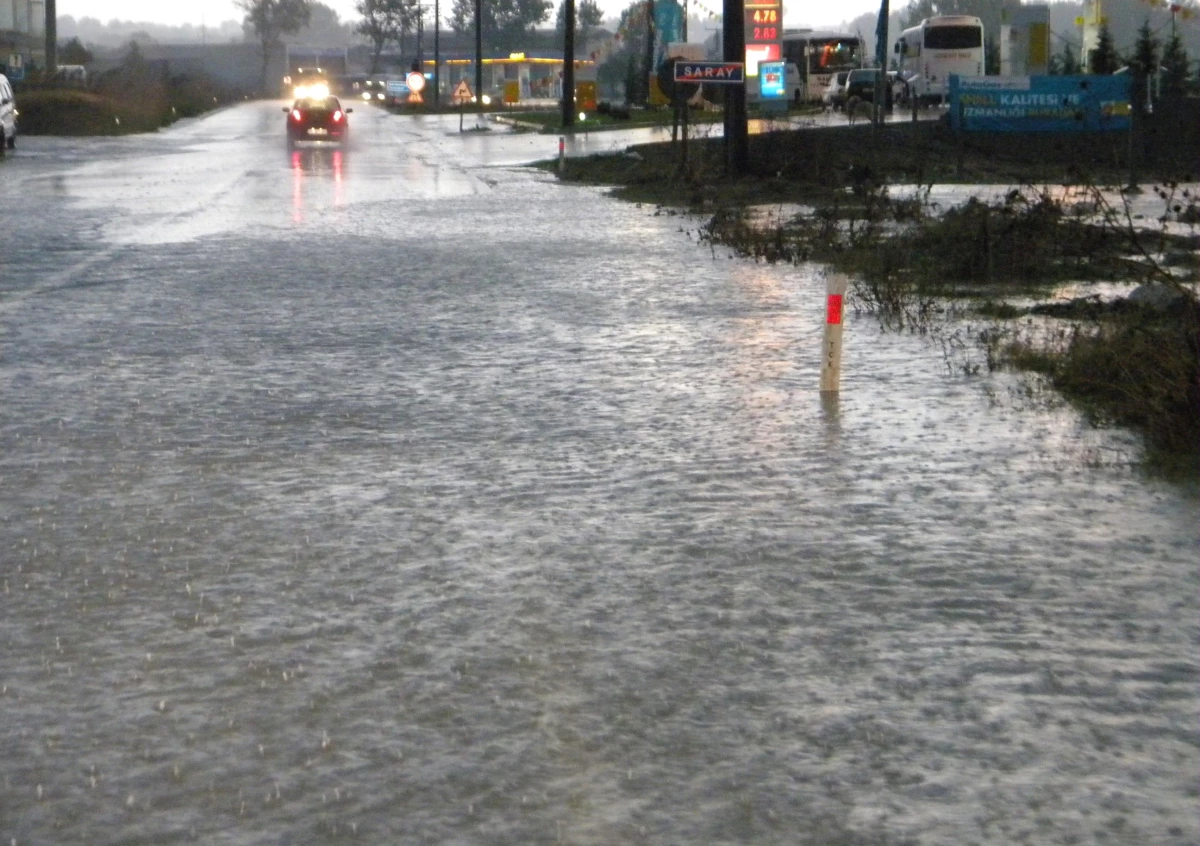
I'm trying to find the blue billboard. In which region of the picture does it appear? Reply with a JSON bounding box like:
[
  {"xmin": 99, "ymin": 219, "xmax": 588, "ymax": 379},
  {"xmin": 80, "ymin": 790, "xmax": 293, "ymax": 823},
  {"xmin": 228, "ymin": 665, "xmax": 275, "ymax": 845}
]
[{"xmin": 949, "ymin": 74, "xmax": 1132, "ymax": 132}]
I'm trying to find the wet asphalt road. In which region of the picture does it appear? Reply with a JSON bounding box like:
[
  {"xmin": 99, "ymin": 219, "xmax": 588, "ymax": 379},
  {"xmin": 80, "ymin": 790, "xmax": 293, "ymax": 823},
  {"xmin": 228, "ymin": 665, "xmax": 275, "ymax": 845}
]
[{"xmin": 0, "ymin": 101, "xmax": 1197, "ymax": 845}]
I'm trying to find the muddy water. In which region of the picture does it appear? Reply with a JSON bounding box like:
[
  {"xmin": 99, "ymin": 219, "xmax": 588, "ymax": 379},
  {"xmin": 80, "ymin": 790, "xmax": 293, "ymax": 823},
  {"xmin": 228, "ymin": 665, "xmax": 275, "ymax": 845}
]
[{"xmin": 1, "ymin": 103, "xmax": 1197, "ymax": 845}]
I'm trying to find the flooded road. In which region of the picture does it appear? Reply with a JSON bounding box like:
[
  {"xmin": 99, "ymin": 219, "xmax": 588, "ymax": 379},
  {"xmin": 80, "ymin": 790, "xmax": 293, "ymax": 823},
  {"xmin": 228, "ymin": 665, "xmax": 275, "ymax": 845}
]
[{"xmin": 1, "ymin": 102, "xmax": 1197, "ymax": 845}]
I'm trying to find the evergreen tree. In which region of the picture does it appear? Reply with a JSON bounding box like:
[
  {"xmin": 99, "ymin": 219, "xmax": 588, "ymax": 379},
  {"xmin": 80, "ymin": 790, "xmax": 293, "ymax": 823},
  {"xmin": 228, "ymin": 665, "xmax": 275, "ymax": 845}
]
[
  {"xmin": 1131, "ymin": 18, "xmax": 1159, "ymax": 75},
  {"xmin": 984, "ymin": 34, "xmax": 999, "ymax": 75},
  {"xmin": 1130, "ymin": 18, "xmax": 1158, "ymax": 113},
  {"xmin": 1160, "ymin": 29, "xmax": 1189, "ymax": 98},
  {"xmin": 1056, "ymin": 38, "xmax": 1081, "ymax": 75},
  {"xmin": 58, "ymin": 36, "xmax": 93, "ymax": 65},
  {"xmin": 1089, "ymin": 22, "xmax": 1119, "ymax": 74}
]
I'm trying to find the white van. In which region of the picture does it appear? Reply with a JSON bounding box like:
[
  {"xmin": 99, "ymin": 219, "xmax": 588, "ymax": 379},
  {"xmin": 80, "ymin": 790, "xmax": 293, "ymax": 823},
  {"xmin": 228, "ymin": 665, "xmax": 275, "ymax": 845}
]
[{"xmin": 0, "ymin": 74, "xmax": 16, "ymax": 152}]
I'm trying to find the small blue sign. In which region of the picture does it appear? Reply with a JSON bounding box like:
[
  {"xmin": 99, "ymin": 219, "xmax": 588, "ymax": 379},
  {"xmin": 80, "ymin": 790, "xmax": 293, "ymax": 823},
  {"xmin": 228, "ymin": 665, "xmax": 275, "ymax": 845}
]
[
  {"xmin": 949, "ymin": 74, "xmax": 1131, "ymax": 132},
  {"xmin": 759, "ymin": 61, "xmax": 786, "ymax": 98},
  {"xmin": 674, "ymin": 62, "xmax": 745, "ymax": 84},
  {"xmin": 386, "ymin": 79, "xmax": 410, "ymax": 96}
]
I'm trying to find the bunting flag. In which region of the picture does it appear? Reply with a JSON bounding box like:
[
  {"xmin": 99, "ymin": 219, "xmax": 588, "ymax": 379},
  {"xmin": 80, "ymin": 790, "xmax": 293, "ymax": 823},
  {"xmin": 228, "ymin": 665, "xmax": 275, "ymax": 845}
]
[{"xmin": 689, "ymin": 0, "xmax": 723, "ymax": 20}]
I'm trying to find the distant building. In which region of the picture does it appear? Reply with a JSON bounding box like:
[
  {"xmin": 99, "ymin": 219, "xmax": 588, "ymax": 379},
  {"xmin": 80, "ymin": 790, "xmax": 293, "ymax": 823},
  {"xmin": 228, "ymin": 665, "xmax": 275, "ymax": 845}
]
[
  {"xmin": 1, "ymin": 0, "xmax": 45, "ymax": 77},
  {"xmin": 0, "ymin": 0, "xmax": 44, "ymax": 35},
  {"xmin": 1001, "ymin": 3, "xmax": 1051, "ymax": 76}
]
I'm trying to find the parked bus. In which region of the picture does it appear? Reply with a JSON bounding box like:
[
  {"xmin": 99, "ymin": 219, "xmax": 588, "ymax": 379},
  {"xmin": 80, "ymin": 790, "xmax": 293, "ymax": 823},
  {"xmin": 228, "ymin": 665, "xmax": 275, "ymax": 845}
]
[
  {"xmin": 895, "ymin": 15, "xmax": 985, "ymax": 104},
  {"xmin": 781, "ymin": 30, "xmax": 862, "ymax": 104}
]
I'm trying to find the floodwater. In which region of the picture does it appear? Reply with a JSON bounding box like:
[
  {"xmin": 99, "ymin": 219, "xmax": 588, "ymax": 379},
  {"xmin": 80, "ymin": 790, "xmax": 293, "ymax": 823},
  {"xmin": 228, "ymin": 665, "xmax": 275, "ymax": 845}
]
[{"xmin": 0, "ymin": 102, "xmax": 1197, "ymax": 845}]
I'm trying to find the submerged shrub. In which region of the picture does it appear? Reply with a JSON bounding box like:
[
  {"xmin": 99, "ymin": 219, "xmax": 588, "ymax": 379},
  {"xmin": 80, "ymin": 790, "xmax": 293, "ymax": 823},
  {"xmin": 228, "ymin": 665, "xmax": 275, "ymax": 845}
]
[{"xmin": 1050, "ymin": 294, "xmax": 1200, "ymax": 471}]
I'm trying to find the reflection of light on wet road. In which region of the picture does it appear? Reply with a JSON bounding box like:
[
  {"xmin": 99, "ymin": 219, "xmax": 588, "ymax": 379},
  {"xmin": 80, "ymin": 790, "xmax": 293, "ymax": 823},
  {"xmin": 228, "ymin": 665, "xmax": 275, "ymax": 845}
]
[
  {"xmin": 333, "ymin": 148, "xmax": 344, "ymax": 208},
  {"xmin": 291, "ymin": 148, "xmax": 304, "ymax": 223}
]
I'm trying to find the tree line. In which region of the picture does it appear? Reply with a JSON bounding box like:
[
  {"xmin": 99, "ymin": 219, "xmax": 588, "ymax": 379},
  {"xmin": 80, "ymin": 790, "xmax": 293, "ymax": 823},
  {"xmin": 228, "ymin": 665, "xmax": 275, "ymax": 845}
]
[{"xmin": 231, "ymin": 0, "xmax": 604, "ymax": 75}]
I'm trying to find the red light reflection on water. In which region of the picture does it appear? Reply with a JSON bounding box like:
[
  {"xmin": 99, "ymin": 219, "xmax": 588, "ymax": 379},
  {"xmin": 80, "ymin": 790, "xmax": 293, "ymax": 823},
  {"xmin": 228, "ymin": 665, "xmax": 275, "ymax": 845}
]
[
  {"xmin": 291, "ymin": 150, "xmax": 304, "ymax": 223},
  {"xmin": 333, "ymin": 149, "xmax": 344, "ymax": 208}
]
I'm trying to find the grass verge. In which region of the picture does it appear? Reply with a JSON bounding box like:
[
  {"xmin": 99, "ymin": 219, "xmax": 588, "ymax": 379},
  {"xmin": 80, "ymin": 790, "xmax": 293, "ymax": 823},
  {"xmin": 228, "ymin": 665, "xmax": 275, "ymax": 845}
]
[{"xmin": 16, "ymin": 74, "xmax": 238, "ymax": 136}]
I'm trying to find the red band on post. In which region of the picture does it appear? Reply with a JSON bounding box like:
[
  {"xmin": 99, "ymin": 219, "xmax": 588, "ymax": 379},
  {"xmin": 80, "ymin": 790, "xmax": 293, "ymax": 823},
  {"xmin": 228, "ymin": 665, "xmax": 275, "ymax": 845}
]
[{"xmin": 826, "ymin": 294, "xmax": 843, "ymax": 325}]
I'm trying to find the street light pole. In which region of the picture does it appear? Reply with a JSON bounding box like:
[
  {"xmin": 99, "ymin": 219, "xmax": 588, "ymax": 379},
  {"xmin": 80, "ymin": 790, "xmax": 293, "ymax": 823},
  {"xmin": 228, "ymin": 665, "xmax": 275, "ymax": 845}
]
[
  {"xmin": 45, "ymin": 0, "xmax": 57, "ymax": 73},
  {"xmin": 643, "ymin": 0, "xmax": 655, "ymax": 105},
  {"xmin": 475, "ymin": 0, "xmax": 483, "ymax": 107},
  {"xmin": 434, "ymin": 0, "xmax": 440, "ymax": 105},
  {"xmin": 562, "ymin": 0, "xmax": 575, "ymax": 127},
  {"xmin": 722, "ymin": 0, "xmax": 747, "ymax": 174},
  {"xmin": 873, "ymin": 0, "xmax": 889, "ymax": 127}
]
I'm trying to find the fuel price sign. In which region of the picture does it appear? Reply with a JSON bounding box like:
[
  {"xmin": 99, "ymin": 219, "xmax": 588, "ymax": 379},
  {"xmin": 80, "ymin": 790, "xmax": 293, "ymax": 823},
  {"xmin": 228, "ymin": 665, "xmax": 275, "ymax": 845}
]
[{"xmin": 743, "ymin": 0, "xmax": 783, "ymax": 78}]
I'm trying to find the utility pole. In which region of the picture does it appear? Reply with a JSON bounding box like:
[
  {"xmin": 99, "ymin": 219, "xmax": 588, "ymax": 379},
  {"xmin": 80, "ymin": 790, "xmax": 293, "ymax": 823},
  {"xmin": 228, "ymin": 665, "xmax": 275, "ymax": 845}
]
[
  {"xmin": 434, "ymin": 0, "xmax": 441, "ymax": 105},
  {"xmin": 722, "ymin": 0, "xmax": 748, "ymax": 174},
  {"xmin": 643, "ymin": 0, "xmax": 655, "ymax": 105},
  {"xmin": 45, "ymin": 0, "xmax": 57, "ymax": 73},
  {"xmin": 472, "ymin": 0, "xmax": 482, "ymax": 105},
  {"xmin": 873, "ymin": 0, "xmax": 889, "ymax": 126},
  {"xmin": 562, "ymin": 0, "xmax": 576, "ymax": 127}
]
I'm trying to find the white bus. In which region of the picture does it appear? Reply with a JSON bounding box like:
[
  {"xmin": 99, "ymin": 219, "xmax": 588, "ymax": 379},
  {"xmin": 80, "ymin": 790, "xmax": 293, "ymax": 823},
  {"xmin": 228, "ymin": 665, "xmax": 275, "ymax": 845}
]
[
  {"xmin": 781, "ymin": 30, "xmax": 862, "ymax": 104},
  {"xmin": 895, "ymin": 15, "xmax": 985, "ymax": 104}
]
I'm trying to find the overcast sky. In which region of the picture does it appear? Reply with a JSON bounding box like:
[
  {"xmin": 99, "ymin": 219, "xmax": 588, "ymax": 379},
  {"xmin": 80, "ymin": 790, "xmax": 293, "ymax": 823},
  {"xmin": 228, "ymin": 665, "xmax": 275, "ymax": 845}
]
[{"xmin": 57, "ymin": 0, "xmax": 884, "ymax": 31}]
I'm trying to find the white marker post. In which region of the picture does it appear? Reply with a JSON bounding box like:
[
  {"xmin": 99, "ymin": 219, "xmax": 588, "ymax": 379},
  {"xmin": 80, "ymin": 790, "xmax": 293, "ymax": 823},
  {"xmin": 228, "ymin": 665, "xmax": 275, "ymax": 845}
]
[
  {"xmin": 820, "ymin": 273, "xmax": 848, "ymax": 394},
  {"xmin": 558, "ymin": 137, "xmax": 566, "ymax": 173}
]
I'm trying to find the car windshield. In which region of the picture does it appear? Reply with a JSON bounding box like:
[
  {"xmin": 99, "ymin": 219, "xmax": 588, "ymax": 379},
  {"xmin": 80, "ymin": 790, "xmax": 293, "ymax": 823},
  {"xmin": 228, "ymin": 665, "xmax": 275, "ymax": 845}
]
[{"xmin": 848, "ymin": 69, "xmax": 878, "ymax": 81}]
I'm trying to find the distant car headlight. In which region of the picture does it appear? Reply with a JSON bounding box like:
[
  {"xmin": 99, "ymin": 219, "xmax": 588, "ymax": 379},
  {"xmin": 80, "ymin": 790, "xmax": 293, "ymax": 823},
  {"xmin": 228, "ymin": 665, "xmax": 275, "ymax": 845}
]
[
  {"xmin": 362, "ymin": 92, "xmax": 371, "ymax": 100},
  {"xmin": 481, "ymin": 94, "xmax": 492, "ymax": 105},
  {"xmin": 377, "ymin": 93, "xmax": 385, "ymax": 100}
]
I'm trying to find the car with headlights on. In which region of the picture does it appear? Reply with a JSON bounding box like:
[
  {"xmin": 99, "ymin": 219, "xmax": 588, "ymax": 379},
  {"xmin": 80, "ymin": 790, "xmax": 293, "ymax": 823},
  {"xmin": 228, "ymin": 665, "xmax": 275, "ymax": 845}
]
[{"xmin": 284, "ymin": 95, "xmax": 352, "ymax": 146}]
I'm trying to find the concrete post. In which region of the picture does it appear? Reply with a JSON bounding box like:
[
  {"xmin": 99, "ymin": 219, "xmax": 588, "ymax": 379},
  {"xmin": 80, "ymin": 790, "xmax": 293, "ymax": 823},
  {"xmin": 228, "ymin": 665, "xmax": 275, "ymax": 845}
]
[{"xmin": 820, "ymin": 274, "xmax": 848, "ymax": 394}]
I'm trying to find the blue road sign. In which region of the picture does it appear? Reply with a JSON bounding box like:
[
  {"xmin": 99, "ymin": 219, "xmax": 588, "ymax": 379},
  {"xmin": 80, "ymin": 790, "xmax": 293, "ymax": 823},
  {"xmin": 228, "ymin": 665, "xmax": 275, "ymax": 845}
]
[{"xmin": 674, "ymin": 62, "xmax": 745, "ymax": 84}]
